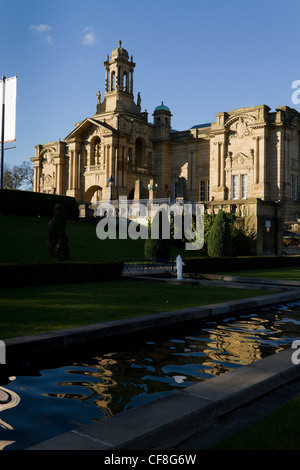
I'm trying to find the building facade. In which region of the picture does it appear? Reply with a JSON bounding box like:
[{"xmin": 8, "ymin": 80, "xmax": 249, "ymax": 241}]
[{"xmin": 31, "ymin": 41, "xmax": 300, "ymax": 254}]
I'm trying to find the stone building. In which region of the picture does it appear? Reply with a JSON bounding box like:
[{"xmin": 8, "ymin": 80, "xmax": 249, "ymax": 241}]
[{"xmin": 31, "ymin": 41, "xmax": 300, "ymax": 254}]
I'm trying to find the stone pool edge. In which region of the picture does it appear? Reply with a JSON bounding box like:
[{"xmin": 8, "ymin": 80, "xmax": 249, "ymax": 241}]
[
  {"xmin": 4, "ymin": 288, "xmax": 300, "ymax": 365},
  {"xmin": 17, "ymin": 286, "xmax": 300, "ymax": 450},
  {"xmin": 26, "ymin": 347, "xmax": 300, "ymax": 450}
]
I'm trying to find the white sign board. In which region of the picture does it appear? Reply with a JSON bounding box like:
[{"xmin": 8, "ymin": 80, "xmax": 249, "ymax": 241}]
[{"xmin": 0, "ymin": 76, "xmax": 17, "ymax": 143}]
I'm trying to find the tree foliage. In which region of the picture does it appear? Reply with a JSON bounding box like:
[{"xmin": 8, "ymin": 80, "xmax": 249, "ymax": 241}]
[
  {"xmin": 144, "ymin": 208, "xmax": 172, "ymax": 259},
  {"xmin": 48, "ymin": 204, "xmax": 70, "ymax": 261},
  {"xmin": 3, "ymin": 161, "xmax": 34, "ymax": 190},
  {"xmin": 207, "ymin": 209, "xmax": 233, "ymax": 257}
]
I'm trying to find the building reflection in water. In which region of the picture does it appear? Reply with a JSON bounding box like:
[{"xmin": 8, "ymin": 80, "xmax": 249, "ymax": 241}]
[
  {"xmin": 39, "ymin": 311, "xmax": 292, "ymax": 418},
  {"xmin": 0, "ymin": 381, "xmax": 20, "ymax": 450}
]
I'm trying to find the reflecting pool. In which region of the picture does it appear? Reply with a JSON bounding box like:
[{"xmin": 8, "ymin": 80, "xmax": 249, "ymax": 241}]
[{"xmin": 1, "ymin": 300, "xmax": 300, "ymax": 450}]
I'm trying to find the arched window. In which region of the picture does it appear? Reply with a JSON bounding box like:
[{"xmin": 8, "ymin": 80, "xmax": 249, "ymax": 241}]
[
  {"xmin": 111, "ymin": 71, "xmax": 115, "ymax": 91},
  {"xmin": 90, "ymin": 136, "xmax": 101, "ymax": 166},
  {"xmin": 135, "ymin": 138, "xmax": 144, "ymax": 169},
  {"xmin": 123, "ymin": 72, "xmax": 128, "ymax": 91}
]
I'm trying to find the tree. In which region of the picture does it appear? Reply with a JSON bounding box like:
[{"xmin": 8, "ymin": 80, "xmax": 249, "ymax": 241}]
[
  {"xmin": 3, "ymin": 161, "xmax": 34, "ymax": 190},
  {"xmin": 48, "ymin": 204, "xmax": 70, "ymax": 261},
  {"xmin": 207, "ymin": 209, "xmax": 232, "ymax": 257},
  {"xmin": 144, "ymin": 208, "xmax": 172, "ymax": 259}
]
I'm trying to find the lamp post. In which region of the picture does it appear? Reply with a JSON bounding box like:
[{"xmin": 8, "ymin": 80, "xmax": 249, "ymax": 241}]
[
  {"xmin": 0, "ymin": 76, "xmax": 6, "ymax": 189},
  {"xmin": 108, "ymin": 174, "xmax": 114, "ymax": 201},
  {"xmin": 148, "ymin": 180, "xmax": 158, "ymax": 220},
  {"xmin": 147, "ymin": 180, "xmax": 158, "ymax": 200}
]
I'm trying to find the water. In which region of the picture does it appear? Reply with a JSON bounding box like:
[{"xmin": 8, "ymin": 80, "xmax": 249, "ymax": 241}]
[{"xmin": 1, "ymin": 300, "xmax": 300, "ymax": 450}]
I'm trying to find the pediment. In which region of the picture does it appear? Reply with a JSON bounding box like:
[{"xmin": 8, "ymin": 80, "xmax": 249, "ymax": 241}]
[
  {"xmin": 230, "ymin": 152, "xmax": 253, "ymax": 168},
  {"xmin": 65, "ymin": 118, "xmax": 116, "ymax": 141}
]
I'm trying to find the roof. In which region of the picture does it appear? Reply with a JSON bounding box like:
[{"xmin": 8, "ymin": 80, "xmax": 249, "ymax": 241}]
[
  {"xmin": 154, "ymin": 102, "xmax": 171, "ymax": 113},
  {"xmin": 190, "ymin": 123, "xmax": 211, "ymax": 129},
  {"xmin": 111, "ymin": 40, "xmax": 129, "ymax": 61}
]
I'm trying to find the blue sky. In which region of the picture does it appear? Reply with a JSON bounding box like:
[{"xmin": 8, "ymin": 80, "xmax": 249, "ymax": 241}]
[{"xmin": 2, "ymin": 0, "xmax": 300, "ymax": 167}]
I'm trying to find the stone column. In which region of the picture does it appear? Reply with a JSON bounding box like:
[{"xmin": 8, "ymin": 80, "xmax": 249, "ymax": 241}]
[
  {"xmin": 105, "ymin": 68, "xmax": 108, "ymax": 92},
  {"xmin": 217, "ymin": 142, "xmax": 222, "ymax": 187},
  {"xmin": 68, "ymin": 151, "xmax": 73, "ymax": 190},
  {"xmin": 106, "ymin": 145, "xmax": 112, "ymax": 186},
  {"xmin": 285, "ymin": 135, "xmax": 290, "ymax": 184},
  {"xmin": 73, "ymin": 150, "xmax": 77, "ymax": 189},
  {"xmin": 220, "ymin": 143, "xmax": 225, "ymax": 187},
  {"xmin": 258, "ymin": 134, "xmax": 267, "ymax": 199},
  {"xmin": 255, "ymin": 137, "xmax": 260, "ymax": 184},
  {"xmin": 77, "ymin": 151, "xmax": 81, "ymax": 189},
  {"xmin": 130, "ymin": 69, "xmax": 133, "ymax": 94},
  {"xmin": 33, "ymin": 162, "xmax": 41, "ymax": 192},
  {"xmin": 86, "ymin": 145, "xmax": 91, "ymax": 170}
]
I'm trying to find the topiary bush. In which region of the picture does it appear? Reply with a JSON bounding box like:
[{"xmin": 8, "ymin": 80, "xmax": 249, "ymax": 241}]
[
  {"xmin": 48, "ymin": 204, "xmax": 70, "ymax": 261},
  {"xmin": 207, "ymin": 209, "xmax": 232, "ymax": 257},
  {"xmin": 144, "ymin": 208, "xmax": 172, "ymax": 260}
]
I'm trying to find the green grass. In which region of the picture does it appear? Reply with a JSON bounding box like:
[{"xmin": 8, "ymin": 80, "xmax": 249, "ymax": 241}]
[
  {"xmin": 0, "ymin": 214, "xmax": 144, "ymax": 263},
  {"xmin": 2, "ymin": 214, "xmax": 299, "ymax": 449},
  {"xmin": 0, "ymin": 280, "xmax": 271, "ymax": 339},
  {"xmin": 220, "ymin": 266, "xmax": 300, "ymax": 281},
  {"xmin": 210, "ymin": 395, "xmax": 300, "ymax": 450},
  {"xmin": 0, "ymin": 214, "xmax": 197, "ymax": 263}
]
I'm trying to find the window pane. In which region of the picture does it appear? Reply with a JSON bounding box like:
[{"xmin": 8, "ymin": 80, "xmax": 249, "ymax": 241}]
[
  {"xmin": 232, "ymin": 175, "xmax": 238, "ymax": 199},
  {"xmin": 241, "ymin": 174, "xmax": 248, "ymax": 199},
  {"xmin": 200, "ymin": 180, "xmax": 205, "ymax": 201}
]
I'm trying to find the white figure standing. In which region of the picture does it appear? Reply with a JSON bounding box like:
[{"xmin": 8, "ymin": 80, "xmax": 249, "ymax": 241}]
[{"xmin": 176, "ymin": 255, "xmax": 185, "ymax": 280}]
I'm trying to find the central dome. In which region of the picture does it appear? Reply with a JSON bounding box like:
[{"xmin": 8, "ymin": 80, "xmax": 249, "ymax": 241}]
[
  {"xmin": 111, "ymin": 40, "xmax": 129, "ymax": 60},
  {"xmin": 154, "ymin": 101, "xmax": 171, "ymax": 113}
]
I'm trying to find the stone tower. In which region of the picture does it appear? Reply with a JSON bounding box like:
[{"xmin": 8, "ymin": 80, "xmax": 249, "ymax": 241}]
[{"xmin": 95, "ymin": 40, "xmax": 142, "ymax": 118}]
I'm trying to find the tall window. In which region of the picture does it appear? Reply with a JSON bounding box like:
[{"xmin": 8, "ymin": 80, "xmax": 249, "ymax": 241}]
[
  {"xmin": 123, "ymin": 72, "xmax": 128, "ymax": 91},
  {"xmin": 241, "ymin": 174, "xmax": 248, "ymax": 199},
  {"xmin": 135, "ymin": 138, "xmax": 144, "ymax": 168},
  {"xmin": 294, "ymin": 176, "xmax": 298, "ymax": 201},
  {"xmin": 200, "ymin": 180, "xmax": 206, "ymax": 201},
  {"xmin": 174, "ymin": 182, "xmax": 179, "ymax": 198},
  {"xmin": 111, "ymin": 71, "xmax": 115, "ymax": 91},
  {"xmin": 232, "ymin": 175, "xmax": 238, "ymax": 199}
]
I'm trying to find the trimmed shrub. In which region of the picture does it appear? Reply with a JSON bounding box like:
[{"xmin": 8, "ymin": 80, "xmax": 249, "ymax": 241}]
[
  {"xmin": 144, "ymin": 209, "xmax": 172, "ymax": 260},
  {"xmin": 0, "ymin": 188, "xmax": 79, "ymax": 219},
  {"xmin": 48, "ymin": 204, "xmax": 70, "ymax": 262},
  {"xmin": 0, "ymin": 261, "xmax": 124, "ymax": 288},
  {"xmin": 207, "ymin": 210, "xmax": 232, "ymax": 257},
  {"xmin": 182, "ymin": 256, "xmax": 300, "ymax": 274}
]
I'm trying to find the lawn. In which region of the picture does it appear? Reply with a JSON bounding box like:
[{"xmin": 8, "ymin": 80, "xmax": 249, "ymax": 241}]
[
  {"xmin": 211, "ymin": 394, "xmax": 300, "ymax": 450},
  {"xmin": 220, "ymin": 266, "xmax": 300, "ymax": 281},
  {"xmin": 0, "ymin": 214, "xmax": 145, "ymax": 263},
  {"xmin": 0, "ymin": 279, "xmax": 271, "ymax": 339},
  {"xmin": 1, "ymin": 213, "xmax": 299, "ymax": 449},
  {"xmin": 0, "ymin": 214, "xmax": 197, "ymax": 263}
]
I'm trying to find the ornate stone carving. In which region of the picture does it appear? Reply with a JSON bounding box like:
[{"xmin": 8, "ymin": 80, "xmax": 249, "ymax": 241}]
[
  {"xmin": 225, "ymin": 115, "xmax": 256, "ymax": 139},
  {"xmin": 232, "ymin": 117, "xmax": 252, "ymax": 138},
  {"xmin": 225, "ymin": 152, "xmax": 232, "ymax": 168},
  {"xmin": 231, "ymin": 152, "xmax": 253, "ymax": 168}
]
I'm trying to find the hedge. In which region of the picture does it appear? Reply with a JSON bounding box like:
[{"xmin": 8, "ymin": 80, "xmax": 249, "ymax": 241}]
[
  {"xmin": 0, "ymin": 261, "xmax": 124, "ymax": 288},
  {"xmin": 183, "ymin": 256, "xmax": 300, "ymax": 274},
  {"xmin": 0, "ymin": 189, "xmax": 79, "ymax": 219}
]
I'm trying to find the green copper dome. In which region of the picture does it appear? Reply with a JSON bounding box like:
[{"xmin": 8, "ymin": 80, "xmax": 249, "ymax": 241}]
[{"xmin": 154, "ymin": 101, "xmax": 171, "ymax": 113}]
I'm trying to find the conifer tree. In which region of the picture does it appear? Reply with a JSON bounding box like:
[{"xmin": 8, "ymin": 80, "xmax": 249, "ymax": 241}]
[
  {"xmin": 207, "ymin": 209, "xmax": 232, "ymax": 257},
  {"xmin": 48, "ymin": 204, "xmax": 70, "ymax": 261},
  {"xmin": 144, "ymin": 208, "xmax": 172, "ymax": 259}
]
